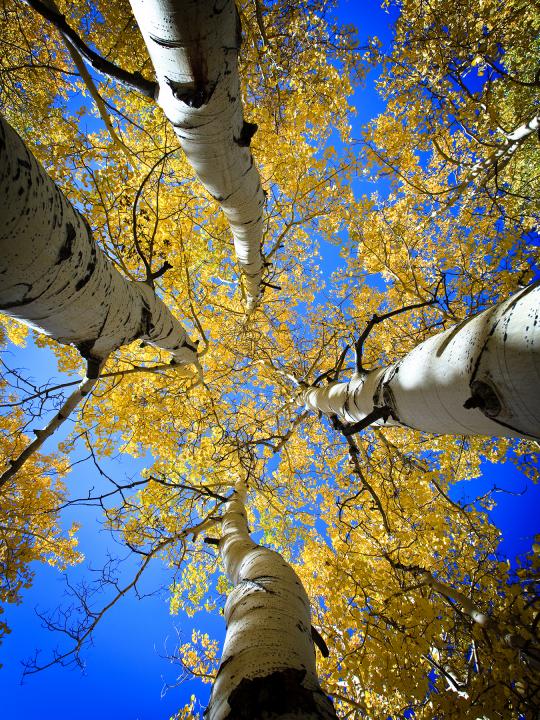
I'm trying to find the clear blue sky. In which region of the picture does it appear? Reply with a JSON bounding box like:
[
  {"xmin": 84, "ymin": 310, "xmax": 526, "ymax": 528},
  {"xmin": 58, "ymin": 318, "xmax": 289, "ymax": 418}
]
[{"xmin": 1, "ymin": 2, "xmax": 538, "ymax": 719}]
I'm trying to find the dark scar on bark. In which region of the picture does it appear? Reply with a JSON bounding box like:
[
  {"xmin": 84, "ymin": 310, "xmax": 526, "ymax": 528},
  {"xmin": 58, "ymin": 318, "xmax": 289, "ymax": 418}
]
[
  {"xmin": 235, "ymin": 121, "xmax": 258, "ymax": 147},
  {"xmin": 223, "ymin": 668, "xmax": 321, "ymax": 719},
  {"xmin": 56, "ymin": 222, "xmax": 76, "ymax": 264}
]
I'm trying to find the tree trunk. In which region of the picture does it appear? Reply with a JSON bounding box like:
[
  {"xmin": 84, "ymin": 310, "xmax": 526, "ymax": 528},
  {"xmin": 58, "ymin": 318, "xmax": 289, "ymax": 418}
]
[
  {"xmin": 128, "ymin": 0, "xmax": 265, "ymax": 312},
  {"xmin": 420, "ymin": 569, "xmax": 540, "ymax": 670},
  {"xmin": 440, "ymin": 114, "xmax": 540, "ymax": 210},
  {"xmin": 0, "ymin": 115, "xmax": 197, "ymax": 372},
  {"xmin": 305, "ymin": 283, "xmax": 540, "ymax": 439},
  {"xmin": 206, "ymin": 482, "xmax": 337, "ymax": 720}
]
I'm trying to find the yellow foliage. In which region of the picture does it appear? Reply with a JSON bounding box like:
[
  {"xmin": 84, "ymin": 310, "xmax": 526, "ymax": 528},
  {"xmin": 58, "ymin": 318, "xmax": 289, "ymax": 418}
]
[{"xmin": 0, "ymin": 0, "xmax": 538, "ymax": 716}]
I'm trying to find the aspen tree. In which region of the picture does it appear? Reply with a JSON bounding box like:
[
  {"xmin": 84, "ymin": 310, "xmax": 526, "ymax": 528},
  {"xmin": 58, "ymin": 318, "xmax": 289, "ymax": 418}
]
[
  {"xmin": 21, "ymin": 0, "xmax": 267, "ymax": 312},
  {"xmin": 128, "ymin": 0, "xmax": 266, "ymax": 312},
  {"xmin": 305, "ymin": 283, "xmax": 540, "ymax": 440},
  {"xmin": 0, "ymin": 114, "xmax": 198, "ymax": 485},
  {"xmin": 206, "ymin": 481, "xmax": 337, "ymax": 720},
  {"xmin": 0, "ymin": 115, "xmax": 198, "ymax": 369}
]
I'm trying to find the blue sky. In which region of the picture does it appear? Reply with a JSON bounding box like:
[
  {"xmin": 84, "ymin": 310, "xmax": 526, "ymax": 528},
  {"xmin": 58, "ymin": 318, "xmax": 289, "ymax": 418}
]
[{"xmin": 1, "ymin": 1, "xmax": 539, "ymax": 718}]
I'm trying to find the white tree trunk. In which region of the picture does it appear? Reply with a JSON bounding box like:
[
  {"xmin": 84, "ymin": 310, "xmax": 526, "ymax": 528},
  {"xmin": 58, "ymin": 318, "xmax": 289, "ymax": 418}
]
[
  {"xmin": 0, "ymin": 115, "xmax": 197, "ymax": 372},
  {"xmin": 305, "ymin": 284, "xmax": 540, "ymax": 439},
  {"xmin": 129, "ymin": 0, "xmax": 265, "ymax": 312},
  {"xmin": 206, "ymin": 482, "xmax": 337, "ymax": 720},
  {"xmin": 421, "ymin": 570, "xmax": 540, "ymax": 666},
  {"xmin": 481, "ymin": 114, "xmax": 539, "ymax": 178},
  {"xmin": 442, "ymin": 114, "xmax": 540, "ymax": 208}
]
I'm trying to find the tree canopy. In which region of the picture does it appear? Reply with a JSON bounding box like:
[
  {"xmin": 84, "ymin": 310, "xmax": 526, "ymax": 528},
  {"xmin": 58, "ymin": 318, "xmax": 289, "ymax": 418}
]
[{"xmin": 0, "ymin": 0, "xmax": 539, "ymax": 718}]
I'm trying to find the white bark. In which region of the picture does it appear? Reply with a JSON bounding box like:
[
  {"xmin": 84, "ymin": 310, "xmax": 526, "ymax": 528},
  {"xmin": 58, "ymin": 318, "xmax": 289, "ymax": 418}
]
[
  {"xmin": 0, "ymin": 115, "xmax": 198, "ymax": 370},
  {"xmin": 441, "ymin": 114, "xmax": 540, "ymax": 210},
  {"xmin": 129, "ymin": 0, "xmax": 265, "ymax": 313},
  {"xmin": 306, "ymin": 284, "xmax": 540, "ymax": 439},
  {"xmin": 422, "ymin": 571, "xmax": 540, "ymax": 667},
  {"xmin": 426, "ymin": 574, "xmax": 489, "ymax": 626},
  {"xmin": 466, "ymin": 114, "xmax": 540, "ymax": 184},
  {"xmin": 206, "ymin": 482, "xmax": 337, "ymax": 720}
]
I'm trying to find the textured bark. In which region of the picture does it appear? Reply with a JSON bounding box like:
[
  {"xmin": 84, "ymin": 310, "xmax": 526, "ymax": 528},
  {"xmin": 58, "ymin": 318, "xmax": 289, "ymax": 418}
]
[
  {"xmin": 444, "ymin": 114, "xmax": 540, "ymax": 206},
  {"xmin": 128, "ymin": 0, "xmax": 265, "ymax": 312},
  {"xmin": 305, "ymin": 283, "xmax": 540, "ymax": 439},
  {"xmin": 206, "ymin": 482, "xmax": 337, "ymax": 720},
  {"xmin": 0, "ymin": 114, "xmax": 197, "ymax": 367}
]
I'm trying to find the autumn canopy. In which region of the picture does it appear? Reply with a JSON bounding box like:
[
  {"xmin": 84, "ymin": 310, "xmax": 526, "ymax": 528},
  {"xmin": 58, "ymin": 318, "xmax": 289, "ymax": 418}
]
[{"xmin": 0, "ymin": 0, "xmax": 539, "ymax": 718}]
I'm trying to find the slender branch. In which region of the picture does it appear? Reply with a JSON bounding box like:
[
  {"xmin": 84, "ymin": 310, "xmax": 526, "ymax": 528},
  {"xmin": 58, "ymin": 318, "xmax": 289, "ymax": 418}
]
[
  {"xmin": 311, "ymin": 625, "xmax": 330, "ymax": 657},
  {"xmin": 0, "ymin": 358, "xmax": 106, "ymax": 489},
  {"xmin": 263, "ymin": 409, "xmax": 309, "ymax": 454},
  {"xmin": 338, "ymin": 407, "xmax": 392, "ymax": 436},
  {"xmin": 23, "ymin": 510, "xmax": 222, "ymax": 676},
  {"xmin": 253, "ymin": 0, "xmax": 271, "ymax": 47},
  {"xmin": 330, "ymin": 416, "xmax": 392, "ymax": 534},
  {"xmin": 313, "ymin": 344, "xmax": 351, "ymax": 386},
  {"xmin": 355, "ymin": 296, "xmax": 440, "ymax": 372},
  {"xmin": 132, "ymin": 147, "xmax": 178, "ymax": 286},
  {"xmin": 0, "ymin": 361, "xmax": 188, "ymax": 409},
  {"xmin": 177, "ymin": 233, "xmax": 210, "ymax": 356},
  {"xmin": 23, "ymin": 0, "xmax": 157, "ymax": 97},
  {"xmin": 42, "ymin": 0, "xmax": 132, "ymax": 159},
  {"xmin": 150, "ymin": 260, "xmax": 173, "ymax": 281}
]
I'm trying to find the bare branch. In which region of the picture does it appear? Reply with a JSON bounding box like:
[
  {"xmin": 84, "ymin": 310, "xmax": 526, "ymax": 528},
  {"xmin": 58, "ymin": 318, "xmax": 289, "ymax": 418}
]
[
  {"xmin": 355, "ymin": 294, "xmax": 440, "ymax": 372},
  {"xmin": 0, "ymin": 357, "xmax": 106, "ymax": 489}
]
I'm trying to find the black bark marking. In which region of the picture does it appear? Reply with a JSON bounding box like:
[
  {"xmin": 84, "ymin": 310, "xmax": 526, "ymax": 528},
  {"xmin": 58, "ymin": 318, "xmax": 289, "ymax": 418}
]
[
  {"xmin": 94, "ymin": 303, "xmax": 112, "ymax": 343},
  {"xmin": 139, "ymin": 303, "xmax": 152, "ymax": 338},
  {"xmin": 171, "ymin": 85, "xmax": 213, "ymax": 108},
  {"xmin": 0, "ymin": 272, "xmax": 62, "ymax": 310},
  {"xmin": 463, "ymin": 379, "xmax": 502, "ymax": 417},
  {"xmin": 85, "ymin": 357, "xmax": 101, "ymax": 380},
  {"xmin": 0, "ymin": 283, "xmax": 31, "ymax": 310},
  {"xmin": 435, "ymin": 313, "xmax": 477, "ymax": 357},
  {"xmin": 164, "ymin": 34, "xmax": 215, "ymax": 109},
  {"xmin": 235, "ymin": 121, "xmax": 258, "ymax": 147},
  {"xmin": 76, "ymin": 340, "xmax": 96, "ymax": 361},
  {"xmin": 381, "ymin": 385, "xmax": 398, "ymax": 420},
  {"xmin": 147, "ymin": 34, "xmax": 184, "ymax": 50},
  {"xmin": 223, "ymin": 668, "xmax": 321, "ymax": 719},
  {"xmin": 241, "ymin": 575, "xmax": 276, "ymax": 593},
  {"xmin": 215, "ymin": 654, "xmax": 234, "ymax": 678},
  {"xmin": 241, "ymin": 155, "xmax": 254, "ymax": 176},
  {"xmin": 56, "ymin": 222, "xmax": 76, "ymax": 264},
  {"xmin": 75, "ymin": 248, "xmax": 97, "ymax": 291}
]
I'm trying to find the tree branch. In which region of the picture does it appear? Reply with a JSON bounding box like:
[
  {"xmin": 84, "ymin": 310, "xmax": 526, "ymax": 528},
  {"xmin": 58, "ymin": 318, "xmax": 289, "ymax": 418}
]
[
  {"xmin": 0, "ymin": 357, "xmax": 106, "ymax": 490},
  {"xmin": 23, "ymin": 0, "xmax": 157, "ymax": 98},
  {"xmin": 355, "ymin": 296, "xmax": 440, "ymax": 372},
  {"xmin": 330, "ymin": 416, "xmax": 392, "ymax": 534}
]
